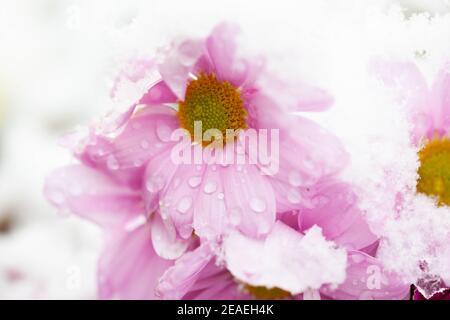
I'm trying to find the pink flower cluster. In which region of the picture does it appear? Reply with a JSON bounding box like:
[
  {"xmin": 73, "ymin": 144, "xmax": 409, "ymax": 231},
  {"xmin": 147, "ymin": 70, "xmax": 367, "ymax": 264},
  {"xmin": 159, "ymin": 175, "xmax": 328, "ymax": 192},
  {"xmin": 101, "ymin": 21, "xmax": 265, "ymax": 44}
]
[{"xmin": 45, "ymin": 23, "xmax": 450, "ymax": 300}]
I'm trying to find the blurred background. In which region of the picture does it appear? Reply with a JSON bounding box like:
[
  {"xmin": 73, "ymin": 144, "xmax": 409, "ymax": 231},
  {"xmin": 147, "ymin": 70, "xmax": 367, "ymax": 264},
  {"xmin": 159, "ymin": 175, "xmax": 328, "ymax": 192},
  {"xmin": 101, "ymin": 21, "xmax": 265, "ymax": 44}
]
[{"xmin": 0, "ymin": 0, "xmax": 449, "ymax": 299}]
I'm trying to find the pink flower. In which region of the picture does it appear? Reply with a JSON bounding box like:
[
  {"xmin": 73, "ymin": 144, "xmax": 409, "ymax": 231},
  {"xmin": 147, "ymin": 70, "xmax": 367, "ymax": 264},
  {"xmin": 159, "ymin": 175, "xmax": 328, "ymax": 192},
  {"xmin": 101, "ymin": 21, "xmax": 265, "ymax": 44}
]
[
  {"xmin": 372, "ymin": 61, "xmax": 450, "ymax": 145},
  {"xmin": 44, "ymin": 23, "xmax": 401, "ymax": 299},
  {"xmin": 220, "ymin": 179, "xmax": 409, "ymax": 300},
  {"xmin": 154, "ymin": 178, "xmax": 409, "ymax": 300},
  {"xmin": 373, "ymin": 60, "xmax": 450, "ymax": 299}
]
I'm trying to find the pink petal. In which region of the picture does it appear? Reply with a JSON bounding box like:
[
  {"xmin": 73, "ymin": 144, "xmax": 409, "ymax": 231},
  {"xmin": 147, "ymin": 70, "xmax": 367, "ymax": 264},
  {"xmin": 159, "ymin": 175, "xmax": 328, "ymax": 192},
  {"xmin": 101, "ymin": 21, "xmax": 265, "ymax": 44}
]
[
  {"xmin": 44, "ymin": 165, "xmax": 143, "ymax": 228},
  {"xmin": 205, "ymin": 23, "xmax": 239, "ymax": 81},
  {"xmin": 250, "ymin": 93, "xmax": 348, "ymax": 212},
  {"xmin": 193, "ymin": 165, "xmax": 229, "ymax": 240},
  {"xmin": 156, "ymin": 243, "xmax": 213, "ymax": 299},
  {"xmin": 252, "ymin": 94, "xmax": 348, "ymax": 190},
  {"xmin": 370, "ymin": 59, "xmax": 431, "ymax": 143},
  {"xmin": 257, "ymin": 72, "xmax": 334, "ymax": 112},
  {"xmin": 139, "ymin": 80, "xmax": 178, "ymax": 105},
  {"xmin": 184, "ymin": 265, "xmax": 249, "ymax": 300},
  {"xmin": 142, "ymin": 147, "xmax": 179, "ymax": 215},
  {"xmin": 79, "ymin": 105, "xmax": 179, "ymax": 188},
  {"xmin": 157, "ymin": 159, "xmax": 206, "ymax": 239},
  {"xmin": 110, "ymin": 57, "xmax": 156, "ymax": 99},
  {"xmin": 98, "ymin": 223, "xmax": 173, "ymax": 299},
  {"xmin": 299, "ymin": 179, "xmax": 377, "ymax": 250},
  {"xmin": 205, "ymin": 23, "xmax": 264, "ymax": 89},
  {"xmin": 323, "ymin": 251, "xmax": 409, "ymax": 300},
  {"xmin": 429, "ymin": 64, "xmax": 450, "ymax": 136},
  {"xmin": 221, "ymin": 163, "xmax": 276, "ymax": 238},
  {"xmin": 158, "ymin": 38, "xmax": 204, "ymax": 99},
  {"xmin": 107, "ymin": 58, "xmax": 174, "ymax": 133},
  {"xmin": 150, "ymin": 212, "xmax": 191, "ymax": 260},
  {"xmin": 224, "ymin": 222, "xmax": 347, "ymax": 294}
]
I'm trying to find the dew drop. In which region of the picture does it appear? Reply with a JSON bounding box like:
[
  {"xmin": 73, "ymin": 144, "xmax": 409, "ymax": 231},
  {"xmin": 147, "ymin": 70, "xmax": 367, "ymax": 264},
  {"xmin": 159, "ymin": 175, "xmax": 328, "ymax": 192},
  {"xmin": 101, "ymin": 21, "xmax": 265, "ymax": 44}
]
[
  {"xmin": 146, "ymin": 175, "xmax": 165, "ymax": 193},
  {"xmin": 188, "ymin": 176, "xmax": 202, "ymax": 188},
  {"xmin": 203, "ymin": 181, "xmax": 217, "ymax": 194},
  {"xmin": 351, "ymin": 254, "xmax": 365, "ymax": 264},
  {"xmin": 177, "ymin": 196, "xmax": 193, "ymax": 214},
  {"xmin": 250, "ymin": 197, "xmax": 266, "ymax": 213},
  {"xmin": 156, "ymin": 122, "xmax": 172, "ymax": 142},
  {"xmin": 288, "ymin": 171, "xmax": 302, "ymax": 187},
  {"xmin": 217, "ymin": 192, "xmax": 225, "ymax": 200}
]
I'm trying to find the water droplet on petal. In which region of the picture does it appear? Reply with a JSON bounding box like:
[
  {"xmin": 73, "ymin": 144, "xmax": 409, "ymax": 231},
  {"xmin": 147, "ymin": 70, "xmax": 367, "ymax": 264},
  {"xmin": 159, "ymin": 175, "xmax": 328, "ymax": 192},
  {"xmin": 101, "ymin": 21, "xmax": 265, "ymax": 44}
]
[
  {"xmin": 177, "ymin": 196, "xmax": 192, "ymax": 214},
  {"xmin": 203, "ymin": 181, "xmax": 217, "ymax": 194},
  {"xmin": 217, "ymin": 192, "xmax": 224, "ymax": 200},
  {"xmin": 250, "ymin": 197, "xmax": 266, "ymax": 213},
  {"xmin": 146, "ymin": 175, "xmax": 165, "ymax": 193},
  {"xmin": 156, "ymin": 122, "xmax": 172, "ymax": 142},
  {"xmin": 351, "ymin": 254, "xmax": 365, "ymax": 264},
  {"xmin": 188, "ymin": 176, "xmax": 202, "ymax": 188}
]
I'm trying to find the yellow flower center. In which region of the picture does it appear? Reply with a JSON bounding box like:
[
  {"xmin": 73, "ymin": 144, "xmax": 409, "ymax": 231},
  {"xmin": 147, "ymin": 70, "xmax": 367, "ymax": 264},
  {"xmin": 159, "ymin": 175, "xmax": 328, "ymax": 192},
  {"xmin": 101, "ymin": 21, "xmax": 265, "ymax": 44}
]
[
  {"xmin": 417, "ymin": 138, "xmax": 450, "ymax": 206},
  {"xmin": 245, "ymin": 284, "xmax": 291, "ymax": 300},
  {"xmin": 177, "ymin": 73, "xmax": 247, "ymax": 146}
]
